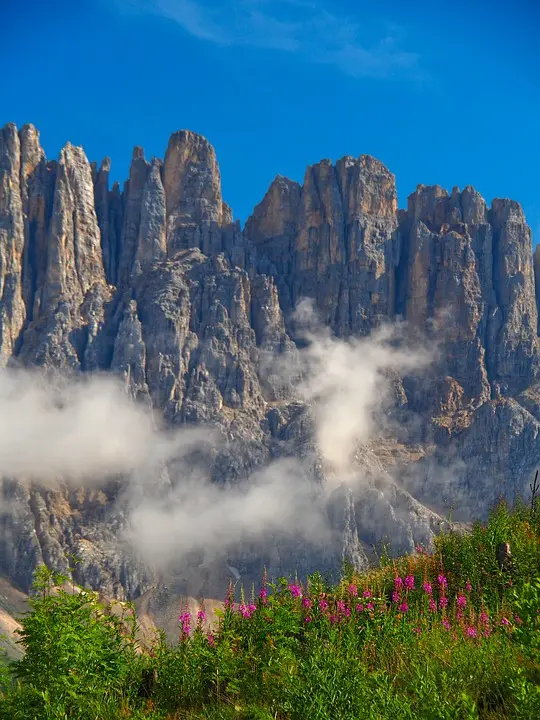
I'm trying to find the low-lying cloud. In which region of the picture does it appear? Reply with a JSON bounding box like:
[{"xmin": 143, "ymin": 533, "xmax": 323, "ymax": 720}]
[{"xmin": 0, "ymin": 302, "xmax": 433, "ymax": 572}]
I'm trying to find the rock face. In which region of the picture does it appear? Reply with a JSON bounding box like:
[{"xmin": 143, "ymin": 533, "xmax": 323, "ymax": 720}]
[{"xmin": 0, "ymin": 122, "xmax": 539, "ymax": 608}]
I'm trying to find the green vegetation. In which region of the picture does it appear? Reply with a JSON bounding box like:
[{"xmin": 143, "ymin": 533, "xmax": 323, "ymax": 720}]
[{"xmin": 0, "ymin": 497, "xmax": 539, "ymax": 719}]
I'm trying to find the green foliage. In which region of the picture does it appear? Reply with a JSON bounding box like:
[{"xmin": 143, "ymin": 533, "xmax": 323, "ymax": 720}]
[{"xmin": 1, "ymin": 499, "xmax": 539, "ymax": 719}]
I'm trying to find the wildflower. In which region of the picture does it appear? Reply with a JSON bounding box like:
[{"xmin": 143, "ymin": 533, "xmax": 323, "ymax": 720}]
[
  {"xmin": 179, "ymin": 611, "xmax": 191, "ymax": 637},
  {"xmin": 514, "ymin": 615, "xmax": 523, "ymax": 625},
  {"xmin": 304, "ymin": 616, "xmax": 312, "ymax": 624},
  {"xmin": 412, "ymin": 627, "xmax": 421, "ymax": 635},
  {"xmin": 439, "ymin": 597, "xmax": 448, "ymax": 609},
  {"xmin": 197, "ymin": 610, "xmax": 206, "ymax": 623},
  {"xmin": 207, "ymin": 633, "xmax": 216, "ymax": 647},
  {"xmin": 428, "ymin": 599, "xmax": 437, "ymax": 613},
  {"xmin": 466, "ymin": 627, "xmax": 477, "ymax": 638},
  {"xmin": 500, "ymin": 617, "xmax": 510, "ymax": 626},
  {"xmin": 398, "ymin": 602, "xmax": 409, "ymax": 613},
  {"xmin": 319, "ymin": 599, "xmax": 329, "ymax": 612},
  {"xmin": 415, "ymin": 545, "xmax": 424, "ymax": 554},
  {"xmin": 259, "ymin": 586, "xmax": 268, "ymax": 602},
  {"xmin": 442, "ymin": 618, "xmax": 451, "ymax": 631},
  {"xmin": 337, "ymin": 600, "xmax": 346, "ymax": 613},
  {"xmin": 394, "ymin": 576, "xmax": 404, "ymax": 590},
  {"xmin": 288, "ymin": 584, "xmax": 302, "ymax": 598},
  {"xmin": 437, "ymin": 574, "xmax": 448, "ymax": 589},
  {"xmin": 356, "ymin": 603, "xmax": 364, "ymax": 612},
  {"xmin": 404, "ymin": 575, "xmax": 415, "ymax": 591},
  {"xmin": 362, "ymin": 589, "xmax": 372, "ymax": 599},
  {"xmin": 457, "ymin": 610, "xmax": 464, "ymax": 621},
  {"xmin": 457, "ymin": 595, "xmax": 467, "ymax": 609},
  {"xmin": 366, "ymin": 602, "xmax": 374, "ymax": 611},
  {"xmin": 422, "ymin": 581, "xmax": 433, "ymax": 595},
  {"xmin": 391, "ymin": 591, "xmax": 400, "ymax": 603},
  {"xmin": 329, "ymin": 614, "xmax": 338, "ymax": 625},
  {"xmin": 465, "ymin": 581, "xmax": 472, "ymax": 592},
  {"xmin": 302, "ymin": 597, "xmax": 312, "ymax": 609},
  {"xmin": 348, "ymin": 583, "xmax": 358, "ymax": 597},
  {"xmin": 479, "ymin": 612, "xmax": 489, "ymax": 625}
]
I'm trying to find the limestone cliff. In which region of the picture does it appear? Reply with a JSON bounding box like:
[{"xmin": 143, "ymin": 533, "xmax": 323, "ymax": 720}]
[{"xmin": 0, "ymin": 122, "xmax": 538, "ymax": 620}]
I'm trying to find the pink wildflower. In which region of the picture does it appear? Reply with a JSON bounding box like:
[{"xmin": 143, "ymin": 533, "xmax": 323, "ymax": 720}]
[
  {"xmin": 422, "ymin": 581, "xmax": 433, "ymax": 595},
  {"xmin": 415, "ymin": 545, "xmax": 424, "ymax": 554},
  {"xmin": 457, "ymin": 595, "xmax": 467, "ymax": 609},
  {"xmin": 412, "ymin": 627, "xmax": 421, "ymax": 635},
  {"xmin": 437, "ymin": 574, "xmax": 448, "ymax": 589},
  {"xmin": 304, "ymin": 616, "xmax": 312, "ymax": 624},
  {"xmin": 404, "ymin": 575, "xmax": 415, "ymax": 591},
  {"xmin": 362, "ymin": 589, "xmax": 372, "ymax": 599},
  {"xmin": 288, "ymin": 584, "xmax": 302, "ymax": 598},
  {"xmin": 398, "ymin": 602, "xmax": 409, "ymax": 613},
  {"xmin": 207, "ymin": 633, "xmax": 216, "ymax": 647},
  {"xmin": 302, "ymin": 597, "xmax": 312, "ymax": 609},
  {"xmin": 394, "ymin": 576, "xmax": 404, "ymax": 590},
  {"xmin": 259, "ymin": 587, "xmax": 268, "ymax": 602},
  {"xmin": 366, "ymin": 602, "xmax": 374, "ymax": 611},
  {"xmin": 356, "ymin": 603, "xmax": 364, "ymax": 612},
  {"xmin": 319, "ymin": 599, "xmax": 329, "ymax": 612},
  {"xmin": 391, "ymin": 591, "xmax": 400, "ymax": 603},
  {"xmin": 442, "ymin": 618, "xmax": 451, "ymax": 631},
  {"xmin": 439, "ymin": 597, "xmax": 448, "ymax": 609},
  {"xmin": 197, "ymin": 610, "xmax": 206, "ymax": 623},
  {"xmin": 348, "ymin": 584, "xmax": 358, "ymax": 597},
  {"xmin": 500, "ymin": 617, "xmax": 510, "ymax": 626},
  {"xmin": 337, "ymin": 600, "xmax": 346, "ymax": 614},
  {"xmin": 514, "ymin": 615, "xmax": 523, "ymax": 625},
  {"xmin": 466, "ymin": 627, "xmax": 477, "ymax": 638},
  {"xmin": 465, "ymin": 581, "xmax": 472, "ymax": 592},
  {"xmin": 428, "ymin": 599, "xmax": 437, "ymax": 613},
  {"xmin": 479, "ymin": 612, "xmax": 489, "ymax": 625},
  {"xmin": 457, "ymin": 610, "xmax": 464, "ymax": 621}
]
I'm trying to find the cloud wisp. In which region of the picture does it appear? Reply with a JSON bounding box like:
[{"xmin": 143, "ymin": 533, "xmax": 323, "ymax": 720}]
[
  {"xmin": 0, "ymin": 304, "xmax": 432, "ymax": 573},
  {"xmin": 119, "ymin": 0, "xmax": 420, "ymax": 80}
]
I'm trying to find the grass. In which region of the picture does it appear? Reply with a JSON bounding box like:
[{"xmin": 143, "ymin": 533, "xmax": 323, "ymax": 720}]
[{"xmin": 0, "ymin": 496, "xmax": 539, "ymax": 719}]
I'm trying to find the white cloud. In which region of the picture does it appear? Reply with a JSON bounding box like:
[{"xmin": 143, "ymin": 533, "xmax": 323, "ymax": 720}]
[{"xmin": 119, "ymin": 0, "xmax": 420, "ymax": 79}]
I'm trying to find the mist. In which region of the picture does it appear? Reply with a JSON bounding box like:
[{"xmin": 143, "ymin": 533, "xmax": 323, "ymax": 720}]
[{"xmin": 0, "ymin": 302, "xmax": 433, "ymax": 573}]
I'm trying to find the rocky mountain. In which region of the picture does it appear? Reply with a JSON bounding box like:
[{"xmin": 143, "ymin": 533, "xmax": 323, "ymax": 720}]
[{"xmin": 1, "ymin": 122, "xmax": 539, "ymax": 637}]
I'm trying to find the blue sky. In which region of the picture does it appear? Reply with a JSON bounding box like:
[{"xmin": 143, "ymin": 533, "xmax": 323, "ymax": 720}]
[{"xmin": 2, "ymin": 0, "xmax": 539, "ymax": 239}]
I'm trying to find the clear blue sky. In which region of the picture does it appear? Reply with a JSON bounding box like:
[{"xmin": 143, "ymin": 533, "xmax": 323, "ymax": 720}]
[{"xmin": 2, "ymin": 0, "xmax": 539, "ymax": 239}]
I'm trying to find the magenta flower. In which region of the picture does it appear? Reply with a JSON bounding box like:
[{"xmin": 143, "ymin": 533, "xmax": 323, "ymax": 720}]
[
  {"xmin": 428, "ymin": 599, "xmax": 437, "ymax": 612},
  {"xmin": 437, "ymin": 574, "xmax": 448, "ymax": 589},
  {"xmin": 457, "ymin": 610, "xmax": 464, "ymax": 621},
  {"xmin": 302, "ymin": 597, "xmax": 312, "ymax": 609},
  {"xmin": 404, "ymin": 575, "xmax": 415, "ymax": 591},
  {"xmin": 457, "ymin": 595, "xmax": 467, "ymax": 609},
  {"xmin": 391, "ymin": 591, "xmax": 400, "ymax": 603},
  {"xmin": 356, "ymin": 603, "xmax": 364, "ymax": 612},
  {"xmin": 288, "ymin": 584, "xmax": 302, "ymax": 598},
  {"xmin": 466, "ymin": 627, "xmax": 477, "ymax": 638},
  {"xmin": 366, "ymin": 602, "xmax": 374, "ymax": 611},
  {"xmin": 207, "ymin": 633, "xmax": 216, "ymax": 647},
  {"xmin": 398, "ymin": 602, "xmax": 409, "ymax": 613},
  {"xmin": 442, "ymin": 618, "xmax": 451, "ymax": 631},
  {"xmin": 329, "ymin": 614, "xmax": 338, "ymax": 625},
  {"xmin": 422, "ymin": 581, "xmax": 433, "ymax": 595},
  {"xmin": 394, "ymin": 577, "xmax": 404, "ymax": 590},
  {"xmin": 362, "ymin": 589, "xmax": 372, "ymax": 599},
  {"xmin": 439, "ymin": 597, "xmax": 448, "ymax": 609},
  {"xmin": 337, "ymin": 600, "xmax": 346, "ymax": 614},
  {"xmin": 304, "ymin": 616, "xmax": 312, "ymax": 624},
  {"xmin": 479, "ymin": 612, "xmax": 489, "ymax": 625},
  {"xmin": 465, "ymin": 581, "xmax": 472, "ymax": 592},
  {"xmin": 415, "ymin": 545, "xmax": 424, "ymax": 554},
  {"xmin": 348, "ymin": 584, "xmax": 358, "ymax": 597},
  {"xmin": 197, "ymin": 610, "xmax": 206, "ymax": 623},
  {"xmin": 179, "ymin": 611, "xmax": 191, "ymax": 636},
  {"xmin": 259, "ymin": 587, "xmax": 268, "ymax": 601},
  {"xmin": 319, "ymin": 599, "xmax": 329, "ymax": 612},
  {"xmin": 500, "ymin": 617, "xmax": 510, "ymax": 626}
]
